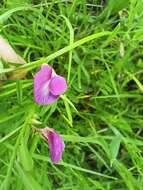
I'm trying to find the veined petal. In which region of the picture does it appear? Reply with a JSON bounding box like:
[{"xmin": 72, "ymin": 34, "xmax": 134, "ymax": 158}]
[
  {"xmin": 34, "ymin": 64, "xmax": 52, "ymax": 86},
  {"xmin": 34, "ymin": 65, "xmax": 54, "ymax": 105},
  {"xmin": 35, "ymin": 92, "xmax": 59, "ymax": 105}
]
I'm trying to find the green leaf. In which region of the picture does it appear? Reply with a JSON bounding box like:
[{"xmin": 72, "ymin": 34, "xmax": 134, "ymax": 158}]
[
  {"xmin": 16, "ymin": 163, "xmax": 44, "ymax": 190},
  {"xmin": 62, "ymin": 95, "xmax": 73, "ymax": 126},
  {"xmin": 107, "ymin": 0, "xmax": 129, "ymax": 14},
  {"xmin": 19, "ymin": 142, "xmax": 34, "ymax": 172},
  {"xmin": 109, "ymin": 137, "xmax": 121, "ymax": 166},
  {"xmin": 16, "ymin": 80, "xmax": 23, "ymax": 104},
  {"xmin": 0, "ymin": 6, "xmax": 30, "ymax": 24},
  {"xmin": 114, "ymin": 160, "xmax": 137, "ymax": 190}
]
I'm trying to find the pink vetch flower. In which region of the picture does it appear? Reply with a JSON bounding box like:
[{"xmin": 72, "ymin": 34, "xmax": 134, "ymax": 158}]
[
  {"xmin": 34, "ymin": 64, "xmax": 67, "ymax": 105},
  {"xmin": 39, "ymin": 127, "xmax": 65, "ymax": 163}
]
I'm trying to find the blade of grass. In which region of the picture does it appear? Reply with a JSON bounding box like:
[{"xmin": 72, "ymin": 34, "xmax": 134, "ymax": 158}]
[{"xmin": 0, "ymin": 31, "xmax": 111, "ymax": 74}]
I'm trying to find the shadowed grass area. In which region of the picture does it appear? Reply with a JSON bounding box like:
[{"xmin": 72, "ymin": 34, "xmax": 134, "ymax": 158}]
[{"xmin": 0, "ymin": 0, "xmax": 143, "ymax": 189}]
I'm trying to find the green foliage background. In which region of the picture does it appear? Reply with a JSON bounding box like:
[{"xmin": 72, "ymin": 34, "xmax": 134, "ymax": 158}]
[{"xmin": 0, "ymin": 0, "xmax": 143, "ymax": 189}]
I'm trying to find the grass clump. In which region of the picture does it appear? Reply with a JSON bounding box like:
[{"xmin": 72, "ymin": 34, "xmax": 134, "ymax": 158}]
[{"xmin": 0, "ymin": 0, "xmax": 143, "ymax": 189}]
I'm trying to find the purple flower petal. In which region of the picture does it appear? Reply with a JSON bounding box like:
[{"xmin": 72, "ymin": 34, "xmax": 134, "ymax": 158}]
[
  {"xmin": 40, "ymin": 128, "xmax": 65, "ymax": 163},
  {"xmin": 34, "ymin": 64, "xmax": 67, "ymax": 105},
  {"xmin": 49, "ymin": 76, "xmax": 67, "ymax": 96},
  {"xmin": 35, "ymin": 92, "xmax": 59, "ymax": 105},
  {"xmin": 34, "ymin": 65, "xmax": 56, "ymax": 105},
  {"xmin": 35, "ymin": 64, "xmax": 52, "ymax": 85}
]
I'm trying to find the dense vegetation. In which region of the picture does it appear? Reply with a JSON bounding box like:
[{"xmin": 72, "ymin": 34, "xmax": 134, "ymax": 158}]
[{"xmin": 0, "ymin": 0, "xmax": 143, "ymax": 189}]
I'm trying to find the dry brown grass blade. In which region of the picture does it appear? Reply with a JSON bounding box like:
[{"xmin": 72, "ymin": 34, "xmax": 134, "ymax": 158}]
[
  {"xmin": 0, "ymin": 36, "xmax": 25, "ymax": 64},
  {"xmin": 0, "ymin": 35, "xmax": 27, "ymax": 79}
]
